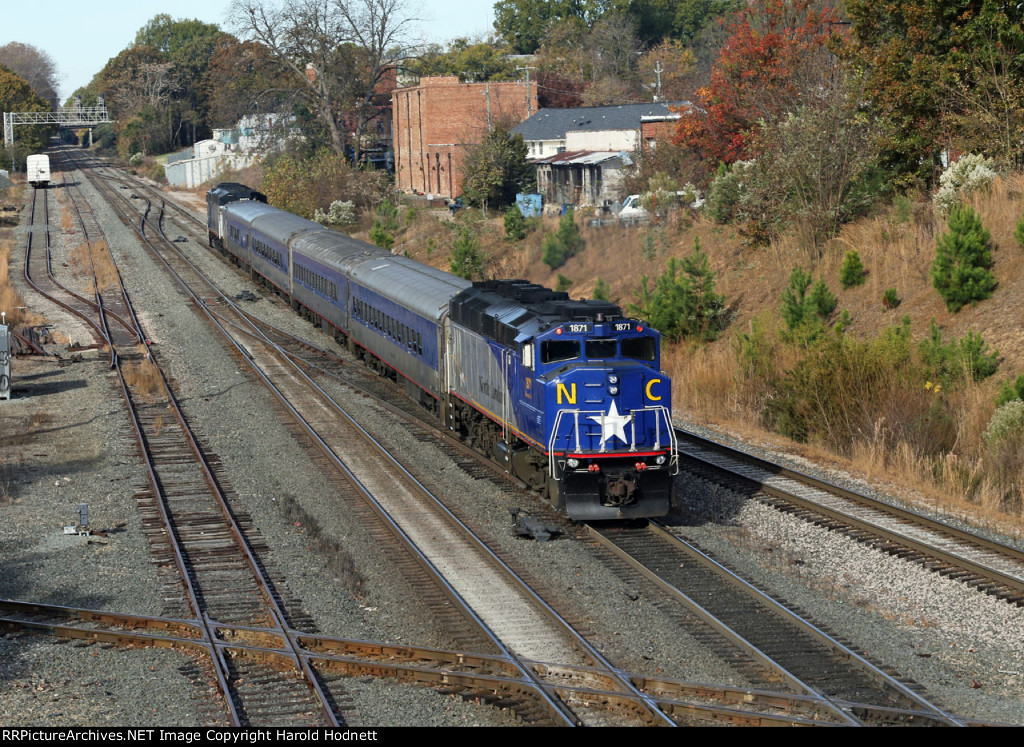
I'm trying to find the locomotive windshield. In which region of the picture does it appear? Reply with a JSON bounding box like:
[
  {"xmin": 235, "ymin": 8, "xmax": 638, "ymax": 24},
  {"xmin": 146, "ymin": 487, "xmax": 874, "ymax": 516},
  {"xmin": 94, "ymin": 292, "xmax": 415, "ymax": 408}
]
[
  {"xmin": 585, "ymin": 339, "xmax": 618, "ymax": 359},
  {"xmin": 541, "ymin": 336, "xmax": 657, "ymax": 365},
  {"xmin": 621, "ymin": 336, "xmax": 657, "ymax": 361},
  {"xmin": 541, "ymin": 339, "xmax": 580, "ymax": 364}
]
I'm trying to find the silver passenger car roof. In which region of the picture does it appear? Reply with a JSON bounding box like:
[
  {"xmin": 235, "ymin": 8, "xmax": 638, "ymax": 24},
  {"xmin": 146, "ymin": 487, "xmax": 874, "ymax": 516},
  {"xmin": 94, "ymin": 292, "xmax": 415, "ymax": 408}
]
[
  {"xmin": 290, "ymin": 229, "xmax": 390, "ymax": 273},
  {"xmin": 223, "ymin": 200, "xmax": 280, "ymax": 225},
  {"xmin": 351, "ymin": 253, "xmax": 470, "ymax": 321},
  {"xmin": 250, "ymin": 210, "xmax": 318, "ymax": 245}
]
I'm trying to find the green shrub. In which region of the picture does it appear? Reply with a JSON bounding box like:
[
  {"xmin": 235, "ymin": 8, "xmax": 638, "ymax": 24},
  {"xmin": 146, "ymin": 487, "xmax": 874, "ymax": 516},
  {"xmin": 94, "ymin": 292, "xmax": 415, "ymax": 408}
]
[
  {"xmin": 592, "ymin": 277, "xmax": 611, "ymax": 301},
  {"xmin": 918, "ymin": 320, "xmax": 999, "ymax": 387},
  {"xmin": 1015, "ymin": 211, "xmax": 1024, "ymax": 251},
  {"xmin": 733, "ymin": 318, "xmax": 777, "ymax": 387},
  {"xmin": 780, "ymin": 267, "xmax": 837, "ymax": 338},
  {"xmin": 982, "ymin": 400, "xmax": 1024, "ymax": 492},
  {"xmin": 983, "ymin": 400, "xmax": 1024, "ymax": 447},
  {"xmin": 931, "ymin": 204, "xmax": 996, "ymax": 312},
  {"xmin": 809, "ymin": 278, "xmax": 837, "ymax": 318},
  {"xmin": 839, "ymin": 250, "xmax": 867, "ymax": 289},
  {"xmin": 555, "ymin": 273, "xmax": 573, "ymax": 292},
  {"xmin": 768, "ymin": 321, "xmax": 956, "ymax": 455},
  {"xmin": 882, "ymin": 288, "xmax": 900, "ymax": 309},
  {"xmin": 996, "ymin": 375, "xmax": 1024, "ymax": 407},
  {"xmin": 705, "ymin": 160, "xmax": 755, "ymax": 224}
]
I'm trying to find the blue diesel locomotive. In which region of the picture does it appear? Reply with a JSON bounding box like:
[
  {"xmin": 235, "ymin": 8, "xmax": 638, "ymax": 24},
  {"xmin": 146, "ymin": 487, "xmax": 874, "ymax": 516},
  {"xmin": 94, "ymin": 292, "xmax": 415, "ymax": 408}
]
[{"xmin": 207, "ymin": 184, "xmax": 677, "ymax": 520}]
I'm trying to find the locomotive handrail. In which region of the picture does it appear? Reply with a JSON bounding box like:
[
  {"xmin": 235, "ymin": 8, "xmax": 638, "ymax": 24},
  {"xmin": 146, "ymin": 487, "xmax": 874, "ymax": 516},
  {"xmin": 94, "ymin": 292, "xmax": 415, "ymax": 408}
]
[{"xmin": 548, "ymin": 405, "xmax": 677, "ymax": 478}]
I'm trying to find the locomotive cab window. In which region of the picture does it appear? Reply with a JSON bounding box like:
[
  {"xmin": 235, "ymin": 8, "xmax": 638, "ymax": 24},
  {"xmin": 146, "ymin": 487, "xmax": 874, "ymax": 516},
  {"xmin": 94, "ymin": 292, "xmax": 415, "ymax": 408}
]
[
  {"xmin": 522, "ymin": 342, "xmax": 534, "ymax": 370},
  {"xmin": 621, "ymin": 336, "xmax": 657, "ymax": 361},
  {"xmin": 585, "ymin": 339, "xmax": 618, "ymax": 360},
  {"xmin": 541, "ymin": 339, "xmax": 580, "ymax": 364}
]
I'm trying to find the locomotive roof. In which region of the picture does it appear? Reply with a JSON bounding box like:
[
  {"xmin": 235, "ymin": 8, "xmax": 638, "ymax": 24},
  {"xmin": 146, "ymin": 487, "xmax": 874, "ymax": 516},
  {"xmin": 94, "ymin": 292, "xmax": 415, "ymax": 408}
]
[
  {"xmin": 450, "ymin": 279, "xmax": 624, "ymax": 347},
  {"xmin": 208, "ymin": 183, "xmax": 266, "ymax": 205}
]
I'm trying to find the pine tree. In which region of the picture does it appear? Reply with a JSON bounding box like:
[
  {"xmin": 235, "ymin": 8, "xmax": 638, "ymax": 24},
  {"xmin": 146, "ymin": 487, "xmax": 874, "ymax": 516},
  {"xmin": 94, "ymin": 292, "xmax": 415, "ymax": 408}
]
[
  {"xmin": 781, "ymin": 266, "xmax": 837, "ymax": 336},
  {"xmin": 504, "ymin": 205, "xmax": 526, "ymax": 241},
  {"xmin": 541, "ymin": 210, "xmax": 584, "ymax": 269},
  {"xmin": 931, "ymin": 205, "xmax": 996, "ymax": 312},
  {"xmin": 448, "ymin": 224, "xmax": 484, "ymax": 279},
  {"xmin": 839, "ymin": 250, "xmax": 867, "ymax": 289},
  {"xmin": 629, "ymin": 240, "xmax": 727, "ymax": 342},
  {"xmin": 369, "ymin": 200, "xmax": 399, "ymax": 251}
]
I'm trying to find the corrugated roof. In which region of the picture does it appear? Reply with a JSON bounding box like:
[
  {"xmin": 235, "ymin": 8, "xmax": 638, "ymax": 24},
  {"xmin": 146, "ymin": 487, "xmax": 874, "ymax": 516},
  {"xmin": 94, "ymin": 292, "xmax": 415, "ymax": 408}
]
[
  {"xmin": 512, "ymin": 102, "xmax": 689, "ymax": 141},
  {"xmin": 533, "ymin": 150, "xmax": 630, "ymax": 166}
]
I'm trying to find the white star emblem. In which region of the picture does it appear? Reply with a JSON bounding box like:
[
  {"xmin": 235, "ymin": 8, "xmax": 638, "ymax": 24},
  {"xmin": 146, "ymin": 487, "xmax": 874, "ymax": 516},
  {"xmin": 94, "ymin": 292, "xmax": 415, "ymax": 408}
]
[{"xmin": 589, "ymin": 400, "xmax": 631, "ymax": 446}]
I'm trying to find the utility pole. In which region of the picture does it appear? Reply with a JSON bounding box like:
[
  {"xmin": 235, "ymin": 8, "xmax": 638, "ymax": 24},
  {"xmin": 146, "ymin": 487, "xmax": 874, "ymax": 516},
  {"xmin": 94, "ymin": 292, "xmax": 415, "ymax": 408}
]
[
  {"xmin": 517, "ymin": 65, "xmax": 537, "ymax": 116},
  {"xmin": 485, "ymin": 82, "xmax": 492, "ymax": 133},
  {"xmin": 653, "ymin": 61, "xmax": 663, "ymax": 102}
]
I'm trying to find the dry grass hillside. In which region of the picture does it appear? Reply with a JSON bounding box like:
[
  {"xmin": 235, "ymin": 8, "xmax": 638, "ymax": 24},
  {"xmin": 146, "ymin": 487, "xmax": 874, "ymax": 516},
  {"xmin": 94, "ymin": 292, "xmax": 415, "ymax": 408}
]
[{"xmin": 388, "ymin": 177, "xmax": 1024, "ymax": 380}]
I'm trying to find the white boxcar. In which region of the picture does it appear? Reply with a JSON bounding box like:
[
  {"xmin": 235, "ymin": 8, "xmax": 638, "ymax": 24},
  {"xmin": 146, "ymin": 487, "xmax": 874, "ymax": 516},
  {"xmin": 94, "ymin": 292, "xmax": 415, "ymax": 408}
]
[{"xmin": 26, "ymin": 154, "xmax": 50, "ymax": 188}]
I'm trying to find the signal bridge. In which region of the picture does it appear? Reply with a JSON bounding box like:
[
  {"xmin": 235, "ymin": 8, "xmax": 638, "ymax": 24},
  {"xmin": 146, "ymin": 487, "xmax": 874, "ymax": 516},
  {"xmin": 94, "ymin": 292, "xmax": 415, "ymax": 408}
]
[{"xmin": 4, "ymin": 99, "xmax": 112, "ymax": 148}]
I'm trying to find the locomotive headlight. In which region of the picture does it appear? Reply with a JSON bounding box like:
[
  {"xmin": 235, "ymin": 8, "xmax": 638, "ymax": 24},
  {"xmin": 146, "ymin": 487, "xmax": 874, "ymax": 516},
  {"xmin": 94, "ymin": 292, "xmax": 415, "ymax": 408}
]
[
  {"xmin": 567, "ymin": 458, "xmax": 580, "ymax": 469},
  {"xmin": 608, "ymin": 375, "xmax": 619, "ymax": 384},
  {"xmin": 655, "ymin": 455, "xmax": 666, "ymax": 465},
  {"xmin": 608, "ymin": 386, "xmax": 619, "ymax": 395}
]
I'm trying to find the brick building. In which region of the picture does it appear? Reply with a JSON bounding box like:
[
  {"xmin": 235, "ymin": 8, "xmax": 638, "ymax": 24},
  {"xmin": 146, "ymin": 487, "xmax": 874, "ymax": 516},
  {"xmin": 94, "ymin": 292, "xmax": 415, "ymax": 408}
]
[{"xmin": 392, "ymin": 76, "xmax": 538, "ymax": 198}]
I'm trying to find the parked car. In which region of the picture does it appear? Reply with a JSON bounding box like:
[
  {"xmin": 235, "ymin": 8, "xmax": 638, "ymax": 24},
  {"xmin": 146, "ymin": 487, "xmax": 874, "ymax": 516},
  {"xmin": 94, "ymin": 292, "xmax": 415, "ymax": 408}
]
[{"xmin": 619, "ymin": 194, "xmax": 648, "ymax": 221}]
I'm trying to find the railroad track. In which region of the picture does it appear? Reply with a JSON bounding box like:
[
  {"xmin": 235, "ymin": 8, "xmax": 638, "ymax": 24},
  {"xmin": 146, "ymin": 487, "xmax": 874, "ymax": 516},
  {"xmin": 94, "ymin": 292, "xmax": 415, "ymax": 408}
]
[
  {"xmin": 590, "ymin": 521, "xmax": 962, "ymax": 725},
  {"xmin": 22, "ymin": 181, "xmax": 108, "ymax": 352},
  {"xmin": 675, "ymin": 430, "xmax": 1024, "ymax": 606},
  {"xmin": 20, "ymin": 147, "xmax": 340, "ymax": 726}
]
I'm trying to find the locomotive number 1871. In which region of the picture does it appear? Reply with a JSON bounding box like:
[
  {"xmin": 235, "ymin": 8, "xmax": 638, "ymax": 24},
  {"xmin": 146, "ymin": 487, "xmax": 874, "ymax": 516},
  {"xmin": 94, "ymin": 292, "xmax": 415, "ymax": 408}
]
[{"xmin": 567, "ymin": 323, "xmax": 591, "ymax": 333}]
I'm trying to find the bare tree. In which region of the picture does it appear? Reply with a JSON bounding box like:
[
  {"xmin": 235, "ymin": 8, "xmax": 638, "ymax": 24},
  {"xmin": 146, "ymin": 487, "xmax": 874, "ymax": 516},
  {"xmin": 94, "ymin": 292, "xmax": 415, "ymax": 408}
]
[
  {"xmin": 229, "ymin": 0, "xmax": 416, "ymax": 158},
  {"xmin": 940, "ymin": 27, "xmax": 1024, "ymax": 168},
  {"xmin": 109, "ymin": 62, "xmax": 175, "ymax": 115},
  {"xmin": 0, "ymin": 42, "xmax": 60, "ymax": 107}
]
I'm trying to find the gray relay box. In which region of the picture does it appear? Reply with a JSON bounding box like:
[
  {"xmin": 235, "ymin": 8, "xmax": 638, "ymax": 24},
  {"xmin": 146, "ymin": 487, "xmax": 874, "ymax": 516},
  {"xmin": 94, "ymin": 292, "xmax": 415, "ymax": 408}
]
[{"xmin": 0, "ymin": 324, "xmax": 10, "ymax": 400}]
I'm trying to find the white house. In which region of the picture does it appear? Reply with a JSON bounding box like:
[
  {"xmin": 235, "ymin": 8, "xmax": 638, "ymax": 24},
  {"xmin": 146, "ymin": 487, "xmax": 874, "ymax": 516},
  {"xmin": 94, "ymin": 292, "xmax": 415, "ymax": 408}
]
[{"xmin": 164, "ymin": 114, "xmax": 294, "ymax": 188}]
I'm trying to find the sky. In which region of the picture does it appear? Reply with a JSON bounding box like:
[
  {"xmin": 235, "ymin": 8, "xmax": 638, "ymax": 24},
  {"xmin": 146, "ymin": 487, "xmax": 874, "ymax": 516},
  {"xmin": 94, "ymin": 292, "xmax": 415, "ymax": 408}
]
[{"xmin": 2, "ymin": 0, "xmax": 497, "ymax": 102}]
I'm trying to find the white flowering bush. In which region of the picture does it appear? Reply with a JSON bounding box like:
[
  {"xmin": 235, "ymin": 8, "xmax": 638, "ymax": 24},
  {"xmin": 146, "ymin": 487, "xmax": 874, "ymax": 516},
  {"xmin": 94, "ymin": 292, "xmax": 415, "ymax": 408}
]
[
  {"xmin": 934, "ymin": 153, "xmax": 997, "ymax": 214},
  {"xmin": 983, "ymin": 399, "xmax": 1024, "ymax": 447},
  {"xmin": 314, "ymin": 200, "xmax": 356, "ymax": 226},
  {"xmin": 705, "ymin": 160, "xmax": 757, "ymax": 223}
]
